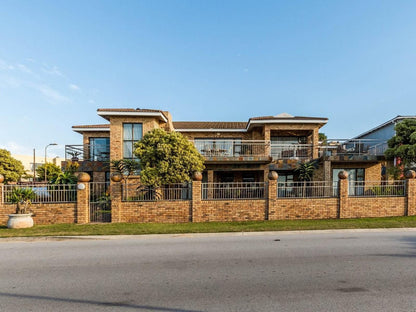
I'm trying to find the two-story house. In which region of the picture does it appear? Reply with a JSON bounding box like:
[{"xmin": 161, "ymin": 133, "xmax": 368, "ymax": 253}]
[{"xmin": 66, "ymin": 108, "xmax": 328, "ymax": 185}]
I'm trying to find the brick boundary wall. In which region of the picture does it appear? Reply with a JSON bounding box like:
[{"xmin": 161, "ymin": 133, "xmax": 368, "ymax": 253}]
[{"xmin": 1, "ymin": 171, "xmax": 415, "ymax": 224}]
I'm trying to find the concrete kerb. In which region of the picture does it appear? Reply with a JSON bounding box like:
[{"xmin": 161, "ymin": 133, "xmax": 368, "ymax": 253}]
[{"xmin": 2, "ymin": 227, "xmax": 416, "ymax": 242}]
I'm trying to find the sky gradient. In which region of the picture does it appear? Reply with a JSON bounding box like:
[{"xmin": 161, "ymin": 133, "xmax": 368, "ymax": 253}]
[{"xmin": 0, "ymin": 0, "xmax": 415, "ymax": 158}]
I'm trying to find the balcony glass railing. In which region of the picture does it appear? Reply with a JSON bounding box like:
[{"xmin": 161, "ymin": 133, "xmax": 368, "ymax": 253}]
[
  {"xmin": 270, "ymin": 144, "xmax": 313, "ymax": 160},
  {"xmin": 65, "ymin": 144, "xmax": 110, "ymax": 161},
  {"xmin": 194, "ymin": 140, "xmax": 268, "ymax": 158},
  {"xmin": 318, "ymin": 139, "xmax": 387, "ymax": 157}
]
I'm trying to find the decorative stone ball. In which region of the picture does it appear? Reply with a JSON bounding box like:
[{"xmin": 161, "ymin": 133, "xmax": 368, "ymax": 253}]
[
  {"xmin": 268, "ymin": 171, "xmax": 278, "ymax": 180},
  {"xmin": 77, "ymin": 172, "xmax": 91, "ymax": 183},
  {"xmin": 405, "ymin": 170, "xmax": 416, "ymax": 179},
  {"xmin": 0, "ymin": 174, "xmax": 4, "ymax": 183},
  {"xmin": 338, "ymin": 170, "xmax": 349, "ymax": 180},
  {"xmin": 193, "ymin": 172, "xmax": 203, "ymax": 181},
  {"xmin": 111, "ymin": 173, "xmax": 123, "ymax": 183}
]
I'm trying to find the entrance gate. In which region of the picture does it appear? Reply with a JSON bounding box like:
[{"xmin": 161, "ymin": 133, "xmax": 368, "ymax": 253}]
[{"xmin": 90, "ymin": 182, "xmax": 111, "ymax": 223}]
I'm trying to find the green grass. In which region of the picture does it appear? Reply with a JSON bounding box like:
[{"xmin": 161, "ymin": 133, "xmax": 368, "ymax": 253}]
[{"xmin": 1, "ymin": 216, "xmax": 416, "ymax": 238}]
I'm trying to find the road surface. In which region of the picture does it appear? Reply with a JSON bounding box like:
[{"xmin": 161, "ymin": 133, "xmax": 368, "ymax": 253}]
[{"xmin": 1, "ymin": 230, "xmax": 416, "ymax": 311}]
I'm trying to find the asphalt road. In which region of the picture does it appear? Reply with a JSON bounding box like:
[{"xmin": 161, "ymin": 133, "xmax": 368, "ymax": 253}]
[{"xmin": 1, "ymin": 230, "xmax": 416, "ymax": 312}]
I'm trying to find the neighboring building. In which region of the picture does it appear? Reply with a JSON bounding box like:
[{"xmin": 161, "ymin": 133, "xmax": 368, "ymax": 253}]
[
  {"xmin": 12, "ymin": 154, "xmax": 60, "ymax": 181},
  {"xmin": 352, "ymin": 115, "xmax": 416, "ymax": 155},
  {"xmin": 65, "ymin": 108, "xmax": 386, "ymax": 185}
]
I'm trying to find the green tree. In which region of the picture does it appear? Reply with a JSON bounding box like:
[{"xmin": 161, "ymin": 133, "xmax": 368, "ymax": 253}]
[
  {"xmin": 385, "ymin": 119, "xmax": 416, "ymax": 169},
  {"xmin": 0, "ymin": 149, "xmax": 25, "ymax": 183},
  {"xmin": 134, "ymin": 129, "xmax": 205, "ymax": 186},
  {"xmin": 9, "ymin": 187, "xmax": 36, "ymax": 214},
  {"xmin": 319, "ymin": 133, "xmax": 327, "ymax": 144},
  {"xmin": 36, "ymin": 163, "xmax": 62, "ymax": 182}
]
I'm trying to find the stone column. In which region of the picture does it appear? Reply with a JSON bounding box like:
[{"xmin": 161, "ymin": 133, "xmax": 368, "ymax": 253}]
[
  {"xmin": 338, "ymin": 171, "xmax": 349, "ymax": 219},
  {"xmin": 312, "ymin": 128, "xmax": 319, "ymax": 159},
  {"xmin": 191, "ymin": 173, "xmax": 203, "ymax": 222},
  {"xmin": 76, "ymin": 182, "xmax": 90, "ymax": 224},
  {"xmin": 110, "ymin": 182, "xmax": 122, "ymax": 223},
  {"xmin": 267, "ymin": 171, "xmax": 278, "ymax": 220},
  {"xmin": 406, "ymin": 170, "xmax": 416, "ymax": 216}
]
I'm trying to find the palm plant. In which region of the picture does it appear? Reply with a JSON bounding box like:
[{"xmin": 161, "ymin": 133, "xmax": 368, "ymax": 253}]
[
  {"xmin": 9, "ymin": 187, "xmax": 36, "ymax": 214},
  {"xmin": 295, "ymin": 161, "xmax": 317, "ymax": 196}
]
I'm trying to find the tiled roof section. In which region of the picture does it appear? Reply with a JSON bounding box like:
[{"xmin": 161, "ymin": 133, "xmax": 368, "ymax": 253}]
[
  {"xmin": 249, "ymin": 116, "xmax": 328, "ymax": 121},
  {"xmin": 173, "ymin": 121, "xmax": 247, "ymax": 130},
  {"xmin": 97, "ymin": 108, "xmax": 168, "ymax": 120},
  {"xmin": 72, "ymin": 124, "xmax": 110, "ymax": 129}
]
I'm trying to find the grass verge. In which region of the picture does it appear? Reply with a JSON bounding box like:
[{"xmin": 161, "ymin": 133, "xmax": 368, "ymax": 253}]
[{"xmin": 1, "ymin": 216, "xmax": 416, "ymax": 238}]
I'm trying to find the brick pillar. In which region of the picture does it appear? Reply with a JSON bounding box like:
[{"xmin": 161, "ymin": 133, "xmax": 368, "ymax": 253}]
[
  {"xmin": 312, "ymin": 128, "xmax": 319, "ymax": 159},
  {"xmin": 191, "ymin": 180, "xmax": 202, "ymax": 222},
  {"xmin": 0, "ymin": 183, "xmax": 3, "ymax": 205},
  {"xmin": 406, "ymin": 170, "xmax": 416, "ymax": 216},
  {"xmin": 268, "ymin": 179, "xmax": 277, "ymax": 220},
  {"xmin": 111, "ymin": 181, "xmax": 122, "ymax": 223},
  {"xmin": 338, "ymin": 171, "xmax": 349, "ymax": 219},
  {"xmin": 207, "ymin": 170, "xmax": 214, "ymax": 200},
  {"xmin": 76, "ymin": 182, "xmax": 90, "ymax": 224}
]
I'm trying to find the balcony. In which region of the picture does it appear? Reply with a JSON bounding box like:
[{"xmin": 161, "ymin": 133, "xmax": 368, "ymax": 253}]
[
  {"xmin": 193, "ymin": 139, "xmax": 271, "ymax": 164},
  {"xmin": 65, "ymin": 144, "xmax": 110, "ymax": 162},
  {"xmin": 319, "ymin": 139, "xmax": 387, "ymax": 161}
]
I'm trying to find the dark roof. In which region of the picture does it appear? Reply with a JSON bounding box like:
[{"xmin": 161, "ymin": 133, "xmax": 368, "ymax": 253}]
[{"xmin": 173, "ymin": 121, "xmax": 247, "ymax": 130}]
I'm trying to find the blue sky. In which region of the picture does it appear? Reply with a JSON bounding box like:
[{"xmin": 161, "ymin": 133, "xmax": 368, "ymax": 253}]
[{"xmin": 0, "ymin": 0, "xmax": 415, "ymax": 158}]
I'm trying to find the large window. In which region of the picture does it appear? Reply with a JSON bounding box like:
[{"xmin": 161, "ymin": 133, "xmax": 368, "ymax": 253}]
[
  {"xmin": 123, "ymin": 123, "xmax": 142, "ymax": 159},
  {"xmin": 90, "ymin": 137, "xmax": 110, "ymax": 161},
  {"xmin": 332, "ymin": 168, "xmax": 364, "ymax": 195}
]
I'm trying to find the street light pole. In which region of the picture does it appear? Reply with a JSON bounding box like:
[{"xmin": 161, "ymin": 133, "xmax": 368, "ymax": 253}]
[{"xmin": 44, "ymin": 143, "xmax": 57, "ymax": 182}]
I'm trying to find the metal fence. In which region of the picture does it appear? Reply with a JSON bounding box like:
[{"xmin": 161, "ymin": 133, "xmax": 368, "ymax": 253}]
[
  {"xmin": 2, "ymin": 184, "xmax": 77, "ymax": 203},
  {"xmin": 90, "ymin": 182, "xmax": 111, "ymax": 223},
  {"xmin": 348, "ymin": 180, "xmax": 406, "ymax": 197},
  {"xmin": 278, "ymin": 181, "xmax": 338, "ymax": 198},
  {"xmin": 122, "ymin": 183, "xmax": 192, "ymax": 201},
  {"xmin": 202, "ymin": 182, "xmax": 266, "ymax": 200}
]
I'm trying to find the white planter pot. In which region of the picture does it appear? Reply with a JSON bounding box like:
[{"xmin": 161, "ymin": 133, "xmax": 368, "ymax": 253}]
[{"xmin": 7, "ymin": 214, "xmax": 34, "ymax": 229}]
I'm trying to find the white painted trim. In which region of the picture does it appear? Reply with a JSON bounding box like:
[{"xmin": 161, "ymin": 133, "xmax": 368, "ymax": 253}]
[
  {"xmin": 175, "ymin": 129, "xmax": 247, "ymax": 132},
  {"xmin": 97, "ymin": 111, "xmax": 168, "ymax": 123},
  {"xmin": 72, "ymin": 128, "xmax": 110, "ymax": 132}
]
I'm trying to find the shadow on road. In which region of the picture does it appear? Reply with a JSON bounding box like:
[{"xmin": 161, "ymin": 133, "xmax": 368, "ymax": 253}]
[
  {"xmin": 0, "ymin": 292, "xmax": 203, "ymax": 312},
  {"xmin": 372, "ymin": 235, "xmax": 416, "ymax": 258}
]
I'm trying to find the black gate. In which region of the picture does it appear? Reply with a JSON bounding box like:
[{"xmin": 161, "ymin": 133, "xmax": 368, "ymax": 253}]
[{"xmin": 90, "ymin": 182, "xmax": 111, "ymax": 223}]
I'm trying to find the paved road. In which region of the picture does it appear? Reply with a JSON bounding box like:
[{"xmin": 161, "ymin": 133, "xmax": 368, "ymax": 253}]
[{"xmin": 1, "ymin": 230, "xmax": 416, "ymax": 312}]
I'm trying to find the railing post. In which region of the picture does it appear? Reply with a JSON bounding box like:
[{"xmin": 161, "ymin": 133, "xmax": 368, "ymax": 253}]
[
  {"xmin": 338, "ymin": 171, "xmax": 349, "ymax": 219},
  {"xmin": 406, "ymin": 170, "xmax": 416, "ymax": 216},
  {"xmin": 76, "ymin": 181, "xmax": 90, "ymax": 224}
]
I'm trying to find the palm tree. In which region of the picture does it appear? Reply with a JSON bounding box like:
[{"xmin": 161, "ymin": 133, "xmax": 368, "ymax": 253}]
[
  {"xmin": 295, "ymin": 161, "xmax": 317, "ymax": 196},
  {"xmin": 9, "ymin": 187, "xmax": 36, "ymax": 214}
]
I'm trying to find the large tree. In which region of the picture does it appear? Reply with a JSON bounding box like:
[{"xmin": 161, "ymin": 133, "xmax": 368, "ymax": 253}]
[
  {"xmin": 134, "ymin": 129, "xmax": 205, "ymax": 186},
  {"xmin": 0, "ymin": 149, "xmax": 25, "ymax": 183},
  {"xmin": 385, "ymin": 119, "xmax": 416, "ymax": 169}
]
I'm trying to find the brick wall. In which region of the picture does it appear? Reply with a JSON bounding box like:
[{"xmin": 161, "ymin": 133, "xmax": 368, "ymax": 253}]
[
  {"xmin": 0, "ymin": 203, "xmax": 76, "ymax": 226},
  {"xmin": 269, "ymin": 198, "xmax": 338, "ymax": 220},
  {"xmin": 342, "ymin": 197, "xmax": 406, "ymax": 218},
  {"xmin": 193, "ymin": 200, "xmax": 267, "ymax": 222},
  {"xmin": 119, "ymin": 200, "xmax": 191, "ymax": 223}
]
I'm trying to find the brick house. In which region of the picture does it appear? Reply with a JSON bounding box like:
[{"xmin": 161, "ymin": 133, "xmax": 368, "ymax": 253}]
[{"xmin": 65, "ymin": 108, "xmax": 385, "ymax": 186}]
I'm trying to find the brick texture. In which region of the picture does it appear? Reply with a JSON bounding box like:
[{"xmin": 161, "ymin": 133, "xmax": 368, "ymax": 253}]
[{"xmin": 119, "ymin": 201, "xmax": 191, "ymax": 223}]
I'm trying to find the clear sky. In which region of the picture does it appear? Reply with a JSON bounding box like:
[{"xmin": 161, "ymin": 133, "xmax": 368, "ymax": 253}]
[{"xmin": 0, "ymin": 0, "xmax": 415, "ymax": 158}]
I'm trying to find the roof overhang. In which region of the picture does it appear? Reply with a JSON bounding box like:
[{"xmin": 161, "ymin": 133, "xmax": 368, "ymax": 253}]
[
  {"xmin": 72, "ymin": 127, "xmax": 110, "ymax": 133},
  {"xmin": 246, "ymin": 119, "xmax": 328, "ymax": 130},
  {"xmin": 97, "ymin": 111, "xmax": 168, "ymax": 123}
]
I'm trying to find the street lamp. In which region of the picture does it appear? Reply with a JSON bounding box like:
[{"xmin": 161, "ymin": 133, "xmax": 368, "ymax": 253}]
[{"xmin": 44, "ymin": 143, "xmax": 58, "ymax": 182}]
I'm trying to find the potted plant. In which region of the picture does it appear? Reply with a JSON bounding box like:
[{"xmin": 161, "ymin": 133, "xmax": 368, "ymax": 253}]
[{"xmin": 7, "ymin": 187, "xmax": 36, "ymax": 229}]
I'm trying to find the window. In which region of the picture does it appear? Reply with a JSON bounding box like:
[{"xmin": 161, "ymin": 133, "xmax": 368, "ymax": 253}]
[
  {"xmin": 90, "ymin": 138, "xmax": 110, "ymax": 161},
  {"xmin": 332, "ymin": 168, "xmax": 365, "ymax": 195},
  {"xmin": 123, "ymin": 123, "xmax": 142, "ymax": 159}
]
